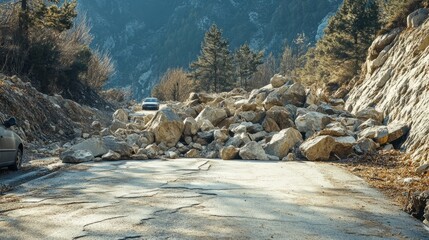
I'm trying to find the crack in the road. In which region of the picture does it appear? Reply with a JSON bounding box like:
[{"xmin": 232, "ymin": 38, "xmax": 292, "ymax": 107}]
[
  {"xmin": 197, "ymin": 161, "xmax": 211, "ymax": 171},
  {"xmin": 83, "ymin": 215, "xmax": 127, "ymax": 229},
  {"xmin": 138, "ymin": 203, "xmax": 202, "ymax": 225},
  {"xmin": 209, "ymin": 214, "xmax": 329, "ymax": 225},
  {"xmin": 116, "ymin": 192, "xmax": 159, "ymax": 199},
  {"xmin": 161, "ymin": 186, "xmax": 245, "ymax": 191}
]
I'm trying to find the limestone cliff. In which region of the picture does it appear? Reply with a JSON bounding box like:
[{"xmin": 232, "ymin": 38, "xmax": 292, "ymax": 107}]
[{"xmin": 346, "ymin": 9, "xmax": 429, "ymax": 163}]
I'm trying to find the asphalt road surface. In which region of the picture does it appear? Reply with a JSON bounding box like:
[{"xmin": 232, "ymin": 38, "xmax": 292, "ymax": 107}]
[{"xmin": 1, "ymin": 159, "xmax": 428, "ymax": 239}]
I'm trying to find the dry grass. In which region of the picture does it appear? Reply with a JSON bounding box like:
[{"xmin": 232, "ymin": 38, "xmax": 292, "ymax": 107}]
[{"xmin": 335, "ymin": 150, "xmax": 429, "ymax": 208}]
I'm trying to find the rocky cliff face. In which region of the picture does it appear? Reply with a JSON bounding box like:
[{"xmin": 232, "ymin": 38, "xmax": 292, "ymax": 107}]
[
  {"xmin": 346, "ymin": 9, "xmax": 429, "ymax": 164},
  {"xmin": 78, "ymin": 0, "xmax": 341, "ymax": 98}
]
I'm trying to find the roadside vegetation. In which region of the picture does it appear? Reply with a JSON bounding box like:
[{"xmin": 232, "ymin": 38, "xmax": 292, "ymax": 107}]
[{"xmin": 0, "ymin": 0, "xmax": 115, "ymax": 106}]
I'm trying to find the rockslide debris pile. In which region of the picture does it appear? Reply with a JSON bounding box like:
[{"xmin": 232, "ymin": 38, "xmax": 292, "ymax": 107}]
[
  {"xmin": 0, "ymin": 74, "xmax": 111, "ymax": 147},
  {"xmin": 60, "ymin": 74, "xmax": 410, "ymax": 164}
]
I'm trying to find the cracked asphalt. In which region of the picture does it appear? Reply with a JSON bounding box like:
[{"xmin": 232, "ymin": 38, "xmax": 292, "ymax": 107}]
[{"xmin": 0, "ymin": 159, "xmax": 428, "ymax": 239}]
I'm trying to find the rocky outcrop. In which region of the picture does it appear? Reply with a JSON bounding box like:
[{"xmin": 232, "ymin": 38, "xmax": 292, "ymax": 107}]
[{"xmin": 346, "ymin": 13, "xmax": 429, "ymax": 164}]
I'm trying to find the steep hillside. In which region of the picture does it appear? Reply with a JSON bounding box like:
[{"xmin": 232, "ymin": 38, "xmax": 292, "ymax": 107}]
[
  {"xmin": 0, "ymin": 74, "xmax": 112, "ymax": 147},
  {"xmin": 346, "ymin": 9, "xmax": 429, "ymax": 165},
  {"xmin": 78, "ymin": 0, "xmax": 341, "ymax": 98}
]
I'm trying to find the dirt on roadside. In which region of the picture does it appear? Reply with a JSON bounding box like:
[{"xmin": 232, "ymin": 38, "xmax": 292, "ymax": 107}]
[{"xmin": 335, "ymin": 150, "xmax": 429, "ymax": 220}]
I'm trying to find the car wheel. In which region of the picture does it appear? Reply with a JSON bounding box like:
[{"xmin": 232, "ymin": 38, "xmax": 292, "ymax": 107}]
[{"xmin": 9, "ymin": 149, "xmax": 22, "ymax": 171}]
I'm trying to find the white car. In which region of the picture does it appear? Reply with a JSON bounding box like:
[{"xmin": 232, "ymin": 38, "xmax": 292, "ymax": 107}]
[{"xmin": 142, "ymin": 97, "xmax": 160, "ymax": 110}]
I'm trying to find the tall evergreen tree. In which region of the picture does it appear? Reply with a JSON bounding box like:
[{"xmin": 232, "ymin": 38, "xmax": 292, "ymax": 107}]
[
  {"xmin": 234, "ymin": 43, "xmax": 263, "ymax": 90},
  {"xmin": 190, "ymin": 24, "xmax": 233, "ymax": 92},
  {"xmin": 315, "ymin": 0, "xmax": 380, "ymax": 84}
]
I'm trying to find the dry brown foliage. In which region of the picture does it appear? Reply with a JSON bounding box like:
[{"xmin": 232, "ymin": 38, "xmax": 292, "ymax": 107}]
[
  {"xmin": 335, "ymin": 151, "xmax": 429, "ymax": 208},
  {"xmin": 152, "ymin": 68, "xmax": 194, "ymax": 102}
]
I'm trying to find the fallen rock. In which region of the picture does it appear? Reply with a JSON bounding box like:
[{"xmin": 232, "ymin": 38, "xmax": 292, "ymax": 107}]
[
  {"xmin": 295, "ymin": 112, "xmax": 331, "ymax": 137},
  {"xmin": 147, "ymin": 108, "xmax": 184, "ymax": 147},
  {"xmin": 355, "ymin": 107, "xmax": 384, "ymax": 124},
  {"xmin": 332, "ymin": 136, "xmax": 356, "ymax": 158},
  {"xmin": 300, "ymin": 136, "xmax": 335, "ymax": 161},
  {"xmin": 185, "ymin": 149, "xmax": 201, "ymax": 158},
  {"xmin": 214, "ymin": 129, "xmax": 229, "ymax": 143},
  {"xmin": 102, "ymin": 150, "xmax": 121, "ymax": 161},
  {"xmin": 283, "ymin": 83, "xmax": 306, "ymax": 107},
  {"xmin": 70, "ymin": 138, "xmax": 108, "ymax": 157},
  {"xmin": 262, "ymin": 117, "xmax": 280, "ymax": 132},
  {"xmin": 270, "ymin": 74, "xmax": 287, "ymax": 88},
  {"xmin": 183, "ymin": 117, "xmax": 198, "ymax": 136},
  {"xmin": 113, "ymin": 109, "xmax": 128, "ymax": 123},
  {"xmin": 355, "ymin": 138, "xmax": 379, "ymax": 154},
  {"xmin": 387, "ymin": 122, "xmax": 409, "ymax": 143},
  {"xmin": 359, "ymin": 126, "xmax": 389, "ymax": 145},
  {"xmin": 265, "ymin": 128, "xmax": 302, "ymax": 159},
  {"xmin": 103, "ymin": 136, "xmax": 132, "ymax": 157},
  {"xmin": 110, "ymin": 119, "xmax": 127, "ymax": 132},
  {"xmin": 61, "ymin": 149, "xmax": 94, "ymax": 163},
  {"xmin": 239, "ymin": 141, "xmax": 269, "ymax": 160},
  {"xmin": 266, "ymin": 106, "xmax": 295, "ymax": 129},
  {"xmin": 405, "ymin": 191, "xmax": 429, "ymax": 223},
  {"xmin": 282, "ymin": 153, "xmax": 296, "ymax": 161},
  {"xmin": 220, "ymin": 146, "xmax": 240, "ymax": 160},
  {"xmin": 195, "ymin": 106, "xmax": 227, "ymax": 126}
]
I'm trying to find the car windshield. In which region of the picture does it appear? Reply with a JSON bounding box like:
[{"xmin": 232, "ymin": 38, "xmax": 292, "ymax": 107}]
[{"xmin": 144, "ymin": 98, "xmax": 158, "ymax": 103}]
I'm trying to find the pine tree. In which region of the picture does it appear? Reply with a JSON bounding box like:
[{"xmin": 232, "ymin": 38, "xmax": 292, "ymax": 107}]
[
  {"xmin": 190, "ymin": 24, "xmax": 233, "ymax": 92},
  {"xmin": 315, "ymin": 0, "xmax": 380, "ymax": 84},
  {"xmin": 234, "ymin": 43, "xmax": 263, "ymax": 90}
]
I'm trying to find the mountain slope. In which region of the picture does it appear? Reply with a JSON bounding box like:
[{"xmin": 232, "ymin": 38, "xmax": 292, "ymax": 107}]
[
  {"xmin": 78, "ymin": 0, "xmax": 341, "ymax": 98},
  {"xmin": 346, "ymin": 11, "xmax": 429, "ymax": 164}
]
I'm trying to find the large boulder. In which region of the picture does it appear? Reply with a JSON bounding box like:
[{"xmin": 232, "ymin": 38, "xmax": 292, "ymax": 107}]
[
  {"xmin": 265, "ymin": 128, "xmax": 302, "ymax": 159},
  {"xmin": 195, "ymin": 106, "xmax": 227, "ymax": 126},
  {"xmin": 214, "ymin": 129, "xmax": 229, "ymax": 143},
  {"xmin": 295, "ymin": 112, "xmax": 331, "ymax": 137},
  {"xmin": 147, "ymin": 108, "xmax": 184, "ymax": 147},
  {"xmin": 283, "ymin": 83, "xmax": 306, "ymax": 107},
  {"xmin": 300, "ymin": 136, "xmax": 336, "ymax": 161},
  {"xmin": 70, "ymin": 138, "xmax": 108, "ymax": 157},
  {"xmin": 239, "ymin": 141, "xmax": 269, "ymax": 160},
  {"xmin": 359, "ymin": 126, "xmax": 389, "ymax": 145},
  {"xmin": 61, "ymin": 149, "xmax": 94, "ymax": 163},
  {"xmin": 265, "ymin": 106, "xmax": 295, "ymax": 129},
  {"xmin": 103, "ymin": 136, "xmax": 132, "ymax": 157},
  {"xmin": 262, "ymin": 117, "xmax": 280, "ymax": 132},
  {"xmin": 354, "ymin": 138, "xmax": 379, "ymax": 154},
  {"xmin": 387, "ymin": 122, "xmax": 409, "ymax": 143},
  {"xmin": 332, "ymin": 136, "xmax": 356, "ymax": 158},
  {"xmin": 220, "ymin": 146, "xmax": 240, "ymax": 160},
  {"xmin": 113, "ymin": 109, "xmax": 128, "ymax": 123},
  {"xmin": 270, "ymin": 74, "xmax": 287, "ymax": 88},
  {"xmin": 183, "ymin": 117, "xmax": 198, "ymax": 136}
]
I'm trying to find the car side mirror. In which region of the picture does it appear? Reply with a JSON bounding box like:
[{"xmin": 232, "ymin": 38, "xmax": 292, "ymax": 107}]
[{"xmin": 4, "ymin": 117, "xmax": 17, "ymax": 128}]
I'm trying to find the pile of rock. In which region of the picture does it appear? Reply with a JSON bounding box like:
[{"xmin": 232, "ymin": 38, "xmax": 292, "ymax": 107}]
[{"xmin": 60, "ymin": 74, "xmax": 410, "ymax": 163}]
